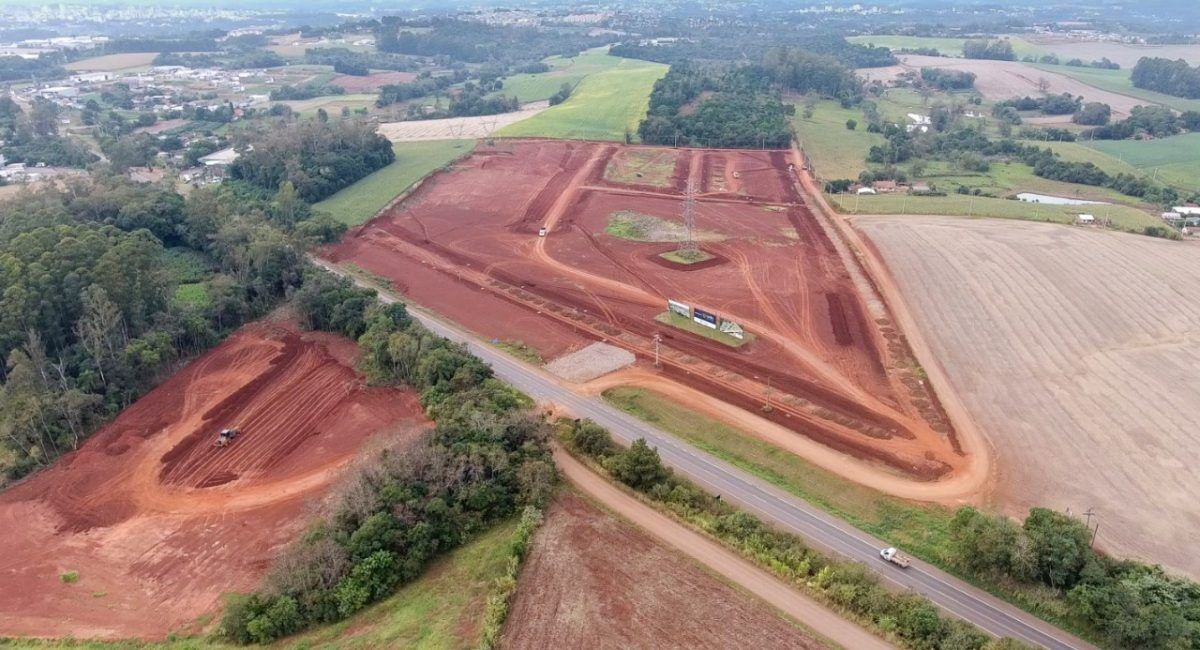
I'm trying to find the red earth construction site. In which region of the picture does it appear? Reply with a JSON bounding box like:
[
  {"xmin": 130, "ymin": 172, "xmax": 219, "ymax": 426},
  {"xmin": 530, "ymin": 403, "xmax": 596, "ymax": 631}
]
[
  {"xmin": 325, "ymin": 139, "xmax": 969, "ymax": 483},
  {"xmin": 0, "ymin": 318, "xmax": 427, "ymax": 639}
]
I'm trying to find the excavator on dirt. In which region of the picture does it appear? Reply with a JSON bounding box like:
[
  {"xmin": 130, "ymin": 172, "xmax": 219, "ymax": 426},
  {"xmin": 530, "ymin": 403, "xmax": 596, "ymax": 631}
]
[{"xmin": 213, "ymin": 427, "xmax": 240, "ymax": 448}]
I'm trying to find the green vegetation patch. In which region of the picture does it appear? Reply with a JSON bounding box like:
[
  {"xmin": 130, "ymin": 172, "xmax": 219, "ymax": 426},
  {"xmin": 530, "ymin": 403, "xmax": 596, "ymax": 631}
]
[
  {"xmin": 277, "ymin": 518, "xmax": 519, "ymax": 649},
  {"xmin": 1083, "ymin": 132, "xmax": 1200, "ymax": 192},
  {"xmin": 791, "ymin": 99, "xmax": 884, "ymax": 179},
  {"xmin": 605, "ymin": 210, "xmax": 724, "ymax": 243},
  {"xmin": 314, "ymin": 140, "xmax": 475, "ymax": 226},
  {"xmin": 603, "ymin": 148, "xmax": 678, "ymax": 186},
  {"xmin": 172, "ymin": 283, "xmax": 209, "ymax": 309},
  {"xmin": 497, "ymin": 47, "xmax": 627, "ymax": 103},
  {"xmin": 162, "ymin": 247, "xmax": 216, "ymax": 284},
  {"xmin": 1031, "ymin": 63, "xmax": 1200, "ymax": 114},
  {"xmin": 658, "ymin": 248, "xmax": 715, "ymax": 265},
  {"xmin": 653, "ymin": 311, "xmax": 750, "ymax": 348},
  {"xmin": 829, "ymin": 191, "xmax": 1160, "ymax": 232},
  {"xmin": 59, "ymin": 571, "xmax": 80, "ymax": 584},
  {"xmin": 498, "ymin": 58, "xmax": 668, "ymax": 141},
  {"xmin": 493, "ymin": 339, "xmax": 543, "ymax": 364},
  {"xmin": 847, "ymin": 35, "xmax": 1043, "ymax": 59}
]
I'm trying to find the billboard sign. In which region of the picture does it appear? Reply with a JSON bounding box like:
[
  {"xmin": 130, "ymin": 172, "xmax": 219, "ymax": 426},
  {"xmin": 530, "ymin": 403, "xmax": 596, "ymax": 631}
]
[
  {"xmin": 693, "ymin": 308, "xmax": 718, "ymax": 329},
  {"xmin": 719, "ymin": 319, "xmax": 745, "ymax": 340},
  {"xmin": 668, "ymin": 299, "xmax": 691, "ymax": 318}
]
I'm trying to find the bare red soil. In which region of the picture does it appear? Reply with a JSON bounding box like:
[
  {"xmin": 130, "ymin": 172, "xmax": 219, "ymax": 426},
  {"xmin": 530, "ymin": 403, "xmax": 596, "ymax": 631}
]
[
  {"xmin": 324, "ymin": 139, "xmax": 963, "ymax": 479},
  {"xmin": 330, "ymin": 71, "xmax": 417, "ymax": 92},
  {"xmin": 0, "ymin": 319, "xmax": 425, "ymax": 640}
]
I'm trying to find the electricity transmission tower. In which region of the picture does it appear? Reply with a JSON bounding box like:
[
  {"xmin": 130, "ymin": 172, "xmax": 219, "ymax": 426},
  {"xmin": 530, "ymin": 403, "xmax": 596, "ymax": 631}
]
[{"xmin": 681, "ymin": 178, "xmax": 698, "ymax": 255}]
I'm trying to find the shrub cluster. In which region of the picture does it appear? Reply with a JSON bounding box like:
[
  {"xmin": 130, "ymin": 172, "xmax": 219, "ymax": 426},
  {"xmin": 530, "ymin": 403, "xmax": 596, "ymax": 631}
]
[
  {"xmin": 950, "ymin": 508, "xmax": 1200, "ymax": 648},
  {"xmin": 476, "ymin": 505, "xmax": 544, "ymax": 650}
]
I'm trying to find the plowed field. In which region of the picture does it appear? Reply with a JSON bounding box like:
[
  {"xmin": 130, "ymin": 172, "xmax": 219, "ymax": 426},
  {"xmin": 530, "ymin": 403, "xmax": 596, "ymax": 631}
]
[
  {"xmin": 324, "ymin": 140, "xmax": 967, "ymax": 483},
  {"xmin": 857, "ymin": 215, "xmax": 1200, "ymax": 577},
  {"xmin": 500, "ymin": 493, "xmax": 829, "ymax": 649},
  {"xmin": 0, "ymin": 319, "xmax": 426, "ymax": 639}
]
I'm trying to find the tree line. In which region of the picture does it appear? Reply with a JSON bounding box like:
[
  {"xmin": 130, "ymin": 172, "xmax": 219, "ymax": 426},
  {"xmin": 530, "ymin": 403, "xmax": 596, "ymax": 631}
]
[
  {"xmin": 375, "ymin": 16, "xmax": 605, "ymax": 66},
  {"xmin": 228, "ymin": 119, "xmax": 395, "ymax": 203},
  {"xmin": 611, "ymin": 33, "xmax": 896, "ymax": 69},
  {"xmin": 219, "ymin": 270, "xmax": 557, "ymax": 643},
  {"xmin": 1131, "ymin": 57, "xmax": 1200, "ymax": 99}
]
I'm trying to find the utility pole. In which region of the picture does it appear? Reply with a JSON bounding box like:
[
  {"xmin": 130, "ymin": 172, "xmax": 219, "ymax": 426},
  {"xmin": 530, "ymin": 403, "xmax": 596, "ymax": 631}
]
[
  {"xmin": 764, "ymin": 376, "xmax": 773, "ymax": 411},
  {"xmin": 652, "ymin": 333, "xmax": 662, "ymax": 367}
]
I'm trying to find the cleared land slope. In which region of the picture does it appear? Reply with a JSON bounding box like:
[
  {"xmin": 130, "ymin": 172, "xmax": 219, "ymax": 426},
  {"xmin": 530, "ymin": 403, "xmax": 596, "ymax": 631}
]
[{"xmin": 856, "ymin": 216, "xmax": 1200, "ymax": 577}]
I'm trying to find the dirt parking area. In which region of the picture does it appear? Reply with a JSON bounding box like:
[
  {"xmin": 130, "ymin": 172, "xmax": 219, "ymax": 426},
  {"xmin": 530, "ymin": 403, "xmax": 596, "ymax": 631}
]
[
  {"xmin": 500, "ymin": 492, "xmax": 828, "ymax": 649},
  {"xmin": 0, "ymin": 319, "xmax": 426, "ymax": 639},
  {"xmin": 857, "ymin": 215, "xmax": 1200, "ymax": 577}
]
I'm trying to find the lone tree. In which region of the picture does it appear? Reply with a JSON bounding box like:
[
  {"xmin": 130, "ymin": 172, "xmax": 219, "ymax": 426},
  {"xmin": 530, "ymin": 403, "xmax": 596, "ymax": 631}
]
[{"xmin": 605, "ymin": 439, "xmax": 670, "ymax": 490}]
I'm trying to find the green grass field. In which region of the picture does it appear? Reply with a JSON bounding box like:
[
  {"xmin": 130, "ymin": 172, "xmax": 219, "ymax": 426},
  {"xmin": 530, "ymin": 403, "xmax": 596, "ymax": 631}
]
[
  {"xmin": 277, "ymin": 93, "xmax": 377, "ymax": 118},
  {"xmin": 848, "ymin": 34, "xmax": 1043, "ymax": 60},
  {"xmin": 1083, "ymin": 133, "xmax": 1200, "ymax": 194},
  {"xmin": 498, "ymin": 47, "xmax": 629, "ymax": 103},
  {"xmin": 791, "ymin": 100, "xmax": 884, "ymax": 179},
  {"xmin": 828, "ymin": 191, "xmax": 1160, "ymax": 231},
  {"xmin": 2, "ymin": 519, "xmax": 519, "ymax": 649},
  {"xmin": 173, "ymin": 283, "xmax": 209, "ymax": 309},
  {"xmin": 1029, "ymin": 63, "xmax": 1200, "ymax": 114},
  {"xmin": 314, "ymin": 140, "xmax": 475, "ymax": 226},
  {"xmin": 497, "ymin": 57, "xmax": 668, "ymax": 141},
  {"xmin": 603, "ymin": 148, "xmax": 677, "ymax": 186}
]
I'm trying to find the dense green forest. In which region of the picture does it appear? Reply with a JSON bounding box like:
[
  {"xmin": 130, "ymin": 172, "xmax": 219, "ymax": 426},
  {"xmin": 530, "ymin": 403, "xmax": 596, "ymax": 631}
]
[
  {"xmin": 1131, "ymin": 57, "xmax": 1200, "ymax": 99},
  {"xmin": 962, "ymin": 39, "xmax": 1016, "ymax": 61},
  {"xmin": 220, "ymin": 271, "xmax": 557, "ymax": 643},
  {"xmin": 611, "ymin": 33, "xmax": 895, "ymax": 68},
  {"xmin": 636, "ymin": 47, "xmax": 861, "ymax": 149},
  {"xmin": 303, "ymin": 47, "xmax": 417, "ymax": 73},
  {"xmin": 637, "ymin": 63, "xmax": 793, "ymax": 148},
  {"xmin": 0, "ymin": 54, "xmax": 68, "ymax": 83},
  {"xmin": 228, "ymin": 119, "xmax": 395, "ymax": 203},
  {"xmin": 375, "ymin": 17, "xmax": 605, "ymax": 65},
  {"xmin": 0, "ymin": 173, "xmax": 343, "ymax": 479}
]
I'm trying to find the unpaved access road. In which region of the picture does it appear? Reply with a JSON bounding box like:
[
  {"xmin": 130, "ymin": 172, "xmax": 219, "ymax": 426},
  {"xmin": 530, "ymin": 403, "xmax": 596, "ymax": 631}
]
[
  {"xmin": 552, "ymin": 445, "xmax": 892, "ymax": 650},
  {"xmin": 318, "ymin": 259, "xmax": 1091, "ymax": 650}
]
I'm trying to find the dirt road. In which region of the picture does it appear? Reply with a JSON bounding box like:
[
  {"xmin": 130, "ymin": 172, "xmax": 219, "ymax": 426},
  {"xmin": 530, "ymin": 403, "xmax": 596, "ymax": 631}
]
[{"xmin": 552, "ymin": 445, "xmax": 894, "ymax": 650}]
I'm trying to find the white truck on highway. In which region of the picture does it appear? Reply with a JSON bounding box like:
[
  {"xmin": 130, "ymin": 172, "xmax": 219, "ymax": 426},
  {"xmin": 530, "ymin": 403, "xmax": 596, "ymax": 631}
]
[{"xmin": 880, "ymin": 547, "xmax": 912, "ymax": 568}]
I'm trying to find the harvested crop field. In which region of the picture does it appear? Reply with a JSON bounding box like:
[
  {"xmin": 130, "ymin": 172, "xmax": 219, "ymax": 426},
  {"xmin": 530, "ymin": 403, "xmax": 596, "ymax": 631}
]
[
  {"xmin": 66, "ymin": 52, "xmax": 158, "ymax": 72},
  {"xmin": 330, "ymin": 71, "xmax": 418, "ymax": 92},
  {"xmin": 859, "ymin": 55, "xmax": 1153, "ymax": 118},
  {"xmin": 856, "ymin": 215, "xmax": 1200, "ymax": 577},
  {"xmin": 500, "ymin": 492, "xmax": 828, "ymax": 649},
  {"xmin": 0, "ymin": 319, "xmax": 426, "ymax": 639},
  {"xmin": 377, "ymin": 102, "xmax": 548, "ymax": 142},
  {"xmin": 324, "ymin": 139, "xmax": 970, "ymax": 485}
]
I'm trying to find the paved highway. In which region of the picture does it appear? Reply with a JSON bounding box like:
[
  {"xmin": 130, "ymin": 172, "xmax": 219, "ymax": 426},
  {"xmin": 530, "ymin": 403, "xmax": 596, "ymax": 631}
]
[{"xmin": 322, "ymin": 261, "xmax": 1091, "ymax": 650}]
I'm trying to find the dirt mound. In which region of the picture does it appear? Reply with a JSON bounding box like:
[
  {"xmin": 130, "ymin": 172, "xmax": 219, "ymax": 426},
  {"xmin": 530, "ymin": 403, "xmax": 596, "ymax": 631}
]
[{"xmin": 0, "ymin": 320, "xmax": 426, "ymax": 640}]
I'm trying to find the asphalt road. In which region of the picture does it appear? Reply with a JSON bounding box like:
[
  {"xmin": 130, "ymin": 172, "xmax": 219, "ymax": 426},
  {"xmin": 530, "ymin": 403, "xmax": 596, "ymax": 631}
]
[{"xmin": 323, "ymin": 262, "xmax": 1091, "ymax": 650}]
